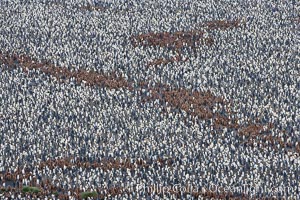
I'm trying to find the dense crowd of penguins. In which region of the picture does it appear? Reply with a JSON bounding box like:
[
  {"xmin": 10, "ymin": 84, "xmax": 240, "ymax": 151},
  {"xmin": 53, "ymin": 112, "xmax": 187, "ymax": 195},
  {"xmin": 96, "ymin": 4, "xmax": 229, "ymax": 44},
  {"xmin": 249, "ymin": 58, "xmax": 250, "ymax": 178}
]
[{"xmin": 0, "ymin": 0, "xmax": 299, "ymax": 199}]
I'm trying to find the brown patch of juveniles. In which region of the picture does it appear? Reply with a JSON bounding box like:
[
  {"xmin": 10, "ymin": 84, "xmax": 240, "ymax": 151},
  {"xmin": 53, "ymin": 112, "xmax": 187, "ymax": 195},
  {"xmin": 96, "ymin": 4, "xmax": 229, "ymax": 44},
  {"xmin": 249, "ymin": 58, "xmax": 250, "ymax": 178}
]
[
  {"xmin": 36, "ymin": 157, "xmax": 174, "ymax": 171},
  {"xmin": 213, "ymin": 113, "xmax": 239, "ymax": 130},
  {"xmin": 50, "ymin": 2, "xmax": 107, "ymax": 12},
  {"xmin": 295, "ymin": 143, "xmax": 300, "ymax": 153},
  {"xmin": 79, "ymin": 5, "xmax": 106, "ymax": 11},
  {"xmin": 238, "ymin": 123, "xmax": 265, "ymax": 137},
  {"xmin": 131, "ymin": 30, "xmax": 213, "ymax": 66},
  {"xmin": 130, "ymin": 30, "xmax": 210, "ymax": 49},
  {"xmin": 143, "ymin": 185, "xmax": 255, "ymax": 199},
  {"xmin": 203, "ymin": 19, "xmax": 242, "ymax": 30},
  {"xmin": 141, "ymin": 83, "xmax": 295, "ymax": 154},
  {"xmin": 131, "ymin": 19, "xmax": 241, "ymax": 66},
  {"xmin": 0, "ymin": 52, "xmax": 132, "ymax": 90},
  {"xmin": 291, "ymin": 17, "xmax": 300, "ymax": 23},
  {"xmin": 143, "ymin": 85, "xmax": 228, "ymax": 122},
  {"xmin": 0, "ymin": 51, "xmax": 297, "ymax": 155}
]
